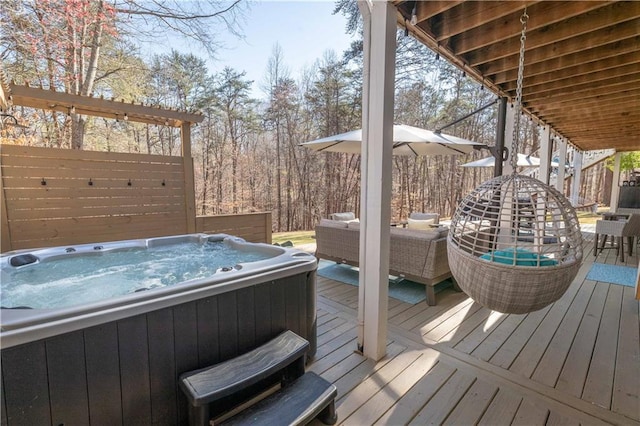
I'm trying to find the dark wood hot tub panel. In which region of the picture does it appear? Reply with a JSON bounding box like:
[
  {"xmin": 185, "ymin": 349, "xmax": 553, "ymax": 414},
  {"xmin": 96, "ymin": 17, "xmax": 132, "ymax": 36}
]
[{"xmin": 1, "ymin": 271, "xmax": 316, "ymax": 426}]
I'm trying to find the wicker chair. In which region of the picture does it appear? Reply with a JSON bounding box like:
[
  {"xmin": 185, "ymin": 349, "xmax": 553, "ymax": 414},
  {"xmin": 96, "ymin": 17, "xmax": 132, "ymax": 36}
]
[
  {"xmin": 447, "ymin": 175, "xmax": 583, "ymax": 314},
  {"xmin": 594, "ymin": 213, "xmax": 640, "ymax": 262}
]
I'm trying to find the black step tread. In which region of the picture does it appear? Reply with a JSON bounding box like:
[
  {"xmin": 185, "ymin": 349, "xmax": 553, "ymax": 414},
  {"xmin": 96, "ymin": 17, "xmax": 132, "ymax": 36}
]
[
  {"xmin": 180, "ymin": 330, "xmax": 309, "ymax": 406},
  {"xmin": 220, "ymin": 372, "xmax": 337, "ymax": 426}
]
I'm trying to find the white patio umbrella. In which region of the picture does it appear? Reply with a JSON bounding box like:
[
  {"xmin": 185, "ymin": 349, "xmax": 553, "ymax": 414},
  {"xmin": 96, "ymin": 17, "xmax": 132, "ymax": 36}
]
[
  {"xmin": 461, "ymin": 153, "xmax": 560, "ymax": 168},
  {"xmin": 300, "ymin": 124, "xmax": 484, "ymax": 156}
]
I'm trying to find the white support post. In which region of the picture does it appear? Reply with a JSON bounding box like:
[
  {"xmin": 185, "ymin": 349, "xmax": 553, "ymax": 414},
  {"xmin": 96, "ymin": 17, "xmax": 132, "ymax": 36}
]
[
  {"xmin": 539, "ymin": 126, "xmax": 552, "ymax": 185},
  {"xmin": 503, "ymin": 103, "xmax": 517, "ymax": 176},
  {"xmin": 570, "ymin": 150, "xmax": 583, "ymax": 206},
  {"xmin": 610, "ymin": 152, "xmax": 622, "ymax": 211},
  {"xmin": 356, "ymin": 0, "xmax": 395, "ymax": 361},
  {"xmin": 556, "ymin": 138, "xmax": 567, "ymax": 194}
]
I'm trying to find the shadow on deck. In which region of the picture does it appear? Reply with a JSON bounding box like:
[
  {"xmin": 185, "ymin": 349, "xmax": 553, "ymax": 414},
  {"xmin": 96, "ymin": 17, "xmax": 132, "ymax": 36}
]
[{"xmin": 309, "ymin": 232, "xmax": 639, "ymax": 425}]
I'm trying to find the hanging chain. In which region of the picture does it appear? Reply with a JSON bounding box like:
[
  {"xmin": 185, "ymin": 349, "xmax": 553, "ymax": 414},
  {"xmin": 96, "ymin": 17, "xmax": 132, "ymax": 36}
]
[{"xmin": 510, "ymin": 8, "xmax": 528, "ymax": 171}]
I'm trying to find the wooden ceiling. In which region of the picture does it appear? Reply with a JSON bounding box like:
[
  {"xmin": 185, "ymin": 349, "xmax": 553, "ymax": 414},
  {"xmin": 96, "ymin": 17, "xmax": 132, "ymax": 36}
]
[{"xmin": 393, "ymin": 1, "xmax": 640, "ymax": 152}]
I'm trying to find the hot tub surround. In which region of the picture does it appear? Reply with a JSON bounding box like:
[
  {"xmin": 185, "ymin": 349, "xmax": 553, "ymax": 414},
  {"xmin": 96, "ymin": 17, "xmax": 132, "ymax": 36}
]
[{"xmin": 0, "ymin": 234, "xmax": 317, "ymax": 425}]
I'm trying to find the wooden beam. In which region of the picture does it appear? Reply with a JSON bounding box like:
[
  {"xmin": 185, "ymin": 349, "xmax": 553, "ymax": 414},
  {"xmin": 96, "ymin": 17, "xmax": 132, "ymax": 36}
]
[
  {"xmin": 498, "ymin": 52, "xmax": 640, "ymax": 88},
  {"xmin": 516, "ymin": 63, "xmax": 640, "ymax": 97},
  {"xmin": 461, "ymin": 2, "xmax": 633, "ymax": 63},
  {"xmin": 433, "ymin": 1, "xmax": 534, "ymax": 41},
  {"xmin": 532, "ymin": 95, "xmax": 640, "ymax": 115},
  {"xmin": 9, "ymin": 84, "xmax": 203, "ymax": 127},
  {"xmin": 525, "ymin": 77, "xmax": 640, "ymax": 103},
  {"xmin": 450, "ymin": 1, "xmax": 594, "ymax": 53},
  {"xmin": 412, "ymin": 1, "xmax": 464, "ymax": 23},
  {"xmin": 479, "ymin": 25, "xmax": 639, "ymax": 76}
]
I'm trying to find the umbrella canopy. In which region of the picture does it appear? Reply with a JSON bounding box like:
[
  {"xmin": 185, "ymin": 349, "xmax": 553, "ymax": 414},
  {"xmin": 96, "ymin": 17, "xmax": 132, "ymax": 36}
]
[
  {"xmin": 461, "ymin": 153, "xmax": 560, "ymax": 168},
  {"xmin": 300, "ymin": 124, "xmax": 484, "ymax": 156}
]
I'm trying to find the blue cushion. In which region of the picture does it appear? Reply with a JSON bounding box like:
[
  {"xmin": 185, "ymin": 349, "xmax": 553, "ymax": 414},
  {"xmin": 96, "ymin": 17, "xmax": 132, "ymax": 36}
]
[{"xmin": 480, "ymin": 248, "xmax": 558, "ymax": 266}]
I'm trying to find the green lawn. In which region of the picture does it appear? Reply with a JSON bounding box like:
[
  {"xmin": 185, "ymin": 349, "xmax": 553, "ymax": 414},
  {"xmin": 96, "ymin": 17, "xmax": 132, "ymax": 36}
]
[
  {"xmin": 273, "ymin": 208, "xmax": 604, "ymax": 248},
  {"xmin": 272, "ymin": 230, "xmax": 315, "ymax": 246}
]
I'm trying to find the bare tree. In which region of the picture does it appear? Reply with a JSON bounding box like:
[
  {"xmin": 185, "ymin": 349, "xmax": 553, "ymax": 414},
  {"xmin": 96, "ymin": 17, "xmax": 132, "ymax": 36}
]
[{"xmin": 0, "ymin": 0, "xmax": 246, "ymax": 149}]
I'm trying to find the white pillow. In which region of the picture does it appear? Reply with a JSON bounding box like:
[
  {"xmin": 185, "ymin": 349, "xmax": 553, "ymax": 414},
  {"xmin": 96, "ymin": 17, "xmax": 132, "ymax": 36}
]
[
  {"xmin": 407, "ymin": 217, "xmax": 435, "ymax": 230},
  {"xmin": 331, "ymin": 212, "xmax": 356, "ymax": 221},
  {"xmin": 319, "ymin": 218, "xmax": 348, "ymax": 228}
]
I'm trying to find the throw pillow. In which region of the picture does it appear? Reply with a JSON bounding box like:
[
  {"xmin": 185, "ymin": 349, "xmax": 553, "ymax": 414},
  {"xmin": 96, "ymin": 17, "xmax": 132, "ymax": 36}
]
[
  {"xmin": 331, "ymin": 212, "xmax": 356, "ymax": 222},
  {"xmin": 319, "ymin": 218, "xmax": 348, "ymax": 228}
]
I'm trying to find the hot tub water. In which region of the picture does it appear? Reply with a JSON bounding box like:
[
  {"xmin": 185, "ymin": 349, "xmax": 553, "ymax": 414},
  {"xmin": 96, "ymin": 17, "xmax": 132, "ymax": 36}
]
[{"xmin": 2, "ymin": 240, "xmax": 273, "ymax": 310}]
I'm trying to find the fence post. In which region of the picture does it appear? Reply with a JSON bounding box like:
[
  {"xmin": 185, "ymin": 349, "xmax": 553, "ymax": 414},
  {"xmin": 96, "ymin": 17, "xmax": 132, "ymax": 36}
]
[
  {"xmin": 1, "ymin": 163, "xmax": 12, "ymax": 252},
  {"xmin": 181, "ymin": 123, "xmax": 196, "ymax": 233},
  {"xmin": 265, "ymin": 212, "xmax": 272, "ymax": 244}
]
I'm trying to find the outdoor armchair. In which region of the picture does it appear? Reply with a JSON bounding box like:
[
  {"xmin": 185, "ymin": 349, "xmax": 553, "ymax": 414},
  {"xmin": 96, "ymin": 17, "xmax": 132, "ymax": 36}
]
[{"xmin": 594, "ymin": 213, "xmax": 640, "ymax": 262}]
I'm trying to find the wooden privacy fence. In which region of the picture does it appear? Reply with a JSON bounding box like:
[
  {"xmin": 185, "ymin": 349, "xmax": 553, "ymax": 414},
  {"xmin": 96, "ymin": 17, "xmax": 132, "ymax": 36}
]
[
  {"xmin": 1, "ymin": 145, "xmax": 271, "ymax": 252},
  {"xmin": 196, "ymin": 213, "xmax": 272, "ymax": 244}
]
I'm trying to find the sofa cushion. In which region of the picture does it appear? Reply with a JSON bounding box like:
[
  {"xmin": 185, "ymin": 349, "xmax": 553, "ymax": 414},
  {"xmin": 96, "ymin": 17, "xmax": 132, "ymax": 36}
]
[
  {"xmin": 409, "ymin": 212, "xmax": 439, "ymax": 223},
  {"xmin": 391, "ymin": 226, "xmax": 441, "ymax": 240},
  {"xmin": 407, "ymin": 217, "xmax": 436, "ymax": 230},
  {"xmin": 319, "ymin": 218, "xmax": 348, "ymax": 228},
  {"xmin": 330, "ymin": 212, "xmax": 356, "ymax": 221}
]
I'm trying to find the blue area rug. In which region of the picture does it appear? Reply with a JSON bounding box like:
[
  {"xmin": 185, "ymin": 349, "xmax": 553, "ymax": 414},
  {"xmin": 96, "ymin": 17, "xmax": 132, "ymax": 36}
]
[
  {"xmin": 317, "ymin": 263, "xmax": 452, "ymax": 304},
  {"xmin": 586, "ymin": 263, "xmax": 637, "ymax": 287}
]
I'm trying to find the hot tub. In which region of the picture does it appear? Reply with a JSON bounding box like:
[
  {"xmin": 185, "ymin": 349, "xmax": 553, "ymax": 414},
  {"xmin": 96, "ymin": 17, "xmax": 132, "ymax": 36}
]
[{"xmin": 0, "ymin": 234, "xmax": 317, "ymax": 425}]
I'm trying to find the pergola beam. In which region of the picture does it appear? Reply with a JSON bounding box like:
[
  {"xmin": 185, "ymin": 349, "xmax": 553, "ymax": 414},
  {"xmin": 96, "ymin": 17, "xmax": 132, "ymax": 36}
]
[{"xmin": 9, "ymin": 83, "xmax": 203, "ymax": 127}]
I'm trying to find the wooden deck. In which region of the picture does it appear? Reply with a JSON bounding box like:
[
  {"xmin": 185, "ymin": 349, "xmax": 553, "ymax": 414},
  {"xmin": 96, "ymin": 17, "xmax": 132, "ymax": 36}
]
[{"xmin": 308, "ymin": 233, "xmax": 640, "ymax": 425}]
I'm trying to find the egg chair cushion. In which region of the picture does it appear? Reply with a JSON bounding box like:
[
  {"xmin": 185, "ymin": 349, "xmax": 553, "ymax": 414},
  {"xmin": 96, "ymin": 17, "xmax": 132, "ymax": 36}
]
[{"xmin": 480, "ymin": 248, "xmax": 558, "ymax": 267}]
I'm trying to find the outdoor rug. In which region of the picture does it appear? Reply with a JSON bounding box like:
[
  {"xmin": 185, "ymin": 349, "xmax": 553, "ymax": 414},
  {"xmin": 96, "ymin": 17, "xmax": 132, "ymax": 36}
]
[
  {"xmin": 317, "ymin": 262, "xmax": 452, "ymax": 304},
  {"xmin": 586, "ymin": 263, "xmax": 637, "ymax": 287}
]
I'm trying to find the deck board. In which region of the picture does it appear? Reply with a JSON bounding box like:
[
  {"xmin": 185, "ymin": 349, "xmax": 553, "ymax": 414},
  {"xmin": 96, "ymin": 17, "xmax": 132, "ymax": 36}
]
[
  {"xmin": 612, "ymin": 286, "xmax": 640, "ymax": 419},
  {"xmin": 510, "ymin": 399, "xmax": 549, "ymax": 425},
  {"xmin": 452, "ymin": 310, "xmax": 509, "ymax": 354},
  {"xmin": 310, "ymin": 231, "xmax": 640, "ymax": 425},
  {"xmin": 373, "ymin": 362, "xmax": 456, "ymax": 425},
  {"xmin": 341, "ymin": 351, "xmax": 439, "ymax": 425},
  {"xmin": 488, "ymin": 305, "xmax": 551, "ymax": 369},
  {"xmin": 531, "ymin": 280, "xmax": 596, "ymax": 387},
  {"xmin": 581, "ymin": 283, "xmax": 623, "ymax": 409},
  {"xmin": 408, "ymin": 370, "xmax": 476, "ymax": 425},
  {"xmin": 441, "ymin": 379, "xmax": 498, "ymax": 425},
  {"xmin": 508, "ymin": 276, "xmax": 583, "ymax": 378},
  {"xmin": 555, "ymin": 282, "xmax": 609, "ymax": 398},
  {"xmin": 477, "ymin": 388, "xmax": 522, "ymax": 425}
]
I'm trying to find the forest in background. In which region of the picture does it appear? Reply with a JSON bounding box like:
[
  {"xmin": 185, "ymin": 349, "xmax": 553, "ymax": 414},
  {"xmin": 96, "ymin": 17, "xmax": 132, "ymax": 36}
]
[{"xmin": 0, "ymin": 0, "xmax": 613, "ymax": 232}]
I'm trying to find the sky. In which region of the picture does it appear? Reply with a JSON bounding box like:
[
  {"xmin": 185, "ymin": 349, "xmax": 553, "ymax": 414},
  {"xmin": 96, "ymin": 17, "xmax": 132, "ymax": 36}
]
[{"xmin": 195, "ymin": 1, "xmax": 356, "ymax": 98}]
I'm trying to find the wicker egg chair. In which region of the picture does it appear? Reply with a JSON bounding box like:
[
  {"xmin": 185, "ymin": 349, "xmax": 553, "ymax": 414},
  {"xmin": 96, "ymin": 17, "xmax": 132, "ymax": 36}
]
[
  {"xmin": 447, "ymin": 174, "xmax": 583, "ymax": 314},
  {"xmin": 446, "ymin": 8, "xmax": 583, "ymax": 314}
]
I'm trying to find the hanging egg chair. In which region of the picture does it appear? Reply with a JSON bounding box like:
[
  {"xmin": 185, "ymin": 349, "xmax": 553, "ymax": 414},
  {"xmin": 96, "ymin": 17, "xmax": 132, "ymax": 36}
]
[
  {"xmin": 447, "ymin": 175, "xmax": 583, "ymax": 314},
  {"xmin": 446, "ymin": 9, "xmax": 583, "ymax": 314}
]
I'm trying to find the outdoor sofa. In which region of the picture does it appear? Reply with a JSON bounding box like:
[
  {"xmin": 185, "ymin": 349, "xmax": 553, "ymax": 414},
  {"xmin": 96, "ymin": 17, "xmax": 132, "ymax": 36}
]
[{"xmin": 315, "ymin": 218, "xmax": 455, "ymax": 305}]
